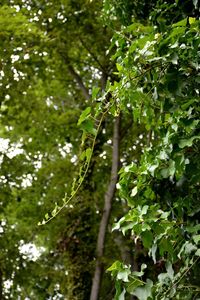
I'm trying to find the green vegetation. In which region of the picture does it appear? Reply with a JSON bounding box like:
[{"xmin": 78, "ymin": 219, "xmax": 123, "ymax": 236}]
[{"xmin": 0, "ymin": 0, "xmax": 199, "ymax": 299}]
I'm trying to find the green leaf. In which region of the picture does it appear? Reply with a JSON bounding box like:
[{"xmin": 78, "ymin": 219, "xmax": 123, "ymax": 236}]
[
  {"xmin": 160, "ymin": 211, "xmax": 170, "ymax": 219},
  {"xmin": 116, "ymin": 288, "xmax": 126, "ymax": 300},
  {"xmin": 160, "ymin": 160, "xmax": 175, "ymax": 178},
  {"xmin": 132, "ymin": 264, "xmax": 147, "ymax": 277},
  {"xmin": 141, "ymin": 205, "xmax": 149, "ymax": 215},
  {"xmin": 181, "ymin": 99, "xmax": 196, "ymax": 110},
  {"xmin": 131, "ymin": 186, "xmax": 138, "ymax": 197},
  {"xmin": 184, "ymin": 242, "xmax": 197, "ymax": 255},
  {"xmin": 114, "ymin": 281, "xmax": 123, "ymax": 300},
  {"xmin": 121, "ymin": 222, "xmax": 135, "ymax": 235},
  {"xmin": 179, "ymin": 136, "xmax": 200, "ymax": 148},
  {"xmin": 80, "ymin": 119, "xmax": 97, "ymax": 136},
  {"xmin": 159, "ymin": 238, "xmax": 174, "ymax": 257},
  {"xmin": 151, "ymin": 243, "xmax": 157, "ymax": 264},
  {"xmin": 141, "ymin": 223, "xmax": 151, "ymax": 232},
  {"xmin": 193, "ymin": 0, "xmax": 198, "ymax": 9},
  {"xmin": 193, "ymin": 235, "xmax": 200, "ymax": 245},
  {"xmin": 51, "ymin": 208, "xmax": 57, "ymax": 217},
  {"xmin": 117, "ymin": 269, "xmax": 131, "ymax": 282},
  {"xmin": 107, "ymin": 260, "xmax": 122, "ymax": 272},
  {"xmin": 116, "ymin": 63, "xmax": 123, "ymax": 72},
  {"xmin": 189, "ymin": 17, "xmax": 196, "ymax": 25},
  {"xmin": 80, "ymin": 150, "xmax": 86, "ymax": 161},
  {"xmin": 85, "ymin": 147, "xmax": 92, "ymax": 162},
  {"xmin": 172, "ymin": 18, "xmax": 187, "ymax": 28},
  {"xmin": 126, "ymin": 278, "xmax": 144, "ymax": 294},
  {"xmin": 186, "ymin": 224, "xmax": 200, "ymax": 233},
  {"xmin": 92, "ymin": 87, "xmax": 100, "ymax": 100},
  {"xmin": 166, "ymin": 261, "xmax": 174, "ymax": 280},
  {"xmin": 78, "ymin": 107, "xmax": 91, "ymax": 126},
  {"xmin": 195, "ymin": 249, "xmax": 200, "ymax": 256},
  {"xmin": 141, "ymin": 231, "xmax": 153, "ymax": 249},
  {"xmin": 160, "ymin": 168, "xmax": 170, "ymax": 178},
  {"xmin": 132, "ymin": 279, "xmax": 153, "ymax": 300},
  {"xmin": 169, "ymin": 160, "xmax": 176, "ymax": 177}
]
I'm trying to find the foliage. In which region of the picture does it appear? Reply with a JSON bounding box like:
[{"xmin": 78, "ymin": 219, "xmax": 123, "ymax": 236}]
[
  {"xmin": 103, "ymin": 1, "xmax": 200, "ymax": 299},
  {"xmin": 0, "ymin": 1, "xmax": 114, "ymax": 298},
  {"xmin": 0, "ymin": 0, "xmax": 200, "ymax": 299}
]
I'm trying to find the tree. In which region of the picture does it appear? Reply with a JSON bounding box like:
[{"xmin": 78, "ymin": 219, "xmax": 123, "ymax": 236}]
[
  {"xmin": 0, "ymin": 1, "xmax": 111, "ymax": 298},
  {"xmin": 0, "ymin": 0, "xmax": 200, "ymax": 299}
]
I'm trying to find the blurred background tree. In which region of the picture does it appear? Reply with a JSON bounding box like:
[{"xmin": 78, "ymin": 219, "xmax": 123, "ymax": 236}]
[{"xmin": 0, "ymin": 0, "xmax": 199, "ymax": 299}]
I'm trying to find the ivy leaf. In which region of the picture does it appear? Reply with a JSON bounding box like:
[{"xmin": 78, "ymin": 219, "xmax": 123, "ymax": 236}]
[
  {"xmin": 132, "ymin": 264, "xmax": 147, "ymax": 277},
  {"xmin": 160, "ymin": 160, "xmax": 175, "ymax": 178},
  {"xmin": 80, "ymin": 150, "xmax": 86, "ymax": 161},
  {"xmin": 169, "ymin": 160, "xmax": 175, "ymax": 177},
  {"xmin": 51, "ymin": 208, "xmax": 57, "ymax": 217},
  {"xmin": 132, "ymin": 279, "xmax": 153, "ymax": 300},
  {"xmin": 160, "ymin": 168, "xmax": 169, "ymax": 178},
  {"xmin": 192, "ymin": 0, "xmax": 198, "ymax": 9},
  {"xmin": 121, "ymin": 222, "xmax": 135, "ymax": 235},
  {"xmin": 184, "ymin": 242, "xmax": 197, "ymax": 255},
  {"xmin": 126, "ymin": 278, "xmax": 144, "ymax": 294},
  {"xmin": 172, "ymin": 18, "xmax": 187, "ymax": 28},
  {"xmin": 189, "ymin": 17, "xmax": 196, "ymax": 25},
  {"xmin": 114, "ymin": 281, "xmax": 123, "ymax": 300},
  {"xmin": 195, "ymin": 249, "xmax": 200, "ymax": 256},
  {"xmin": 181, "ymin": 99, "xmax": 196, "ymax": 110},
  {"xmin": 117, "ymin": 269, "xmax": 131, "ymax": 282},
  {"xmin": 141, "ymin": 205, "xmax": 149, "ymax": 215},
  {"xmin": 159, "ymin": 238, "xmax": 174, "ymax": 257},
  {"xmin": 171, "ymin": 53, "xmax": 178, "ymax": 65},
  {"xmin": 186, "ymin": 224, "xmax": 200, "ymax": 233},
  {"xmin": 160, "ymin": 211, "xmax": 170, "ymax": 219},
  {"xmin": 80, "ymin": 119, "xmax": 97, "ymax": 136},
  {"xmin": 131, "ymin": 186, "xmax": 138, "ymax": 197},
  {"xmin": 178, "ymin": 136, "xmax": 200, "ymax": 148},
  {"xmin": 92, "ymin": 87, "xmax": 100, "ymax": 100},
  {"xmin": 193, "ymin": 235, "xmax": 200, "ymax": 245},
  {"xmin": 85, "ymin": 147, "xmax": 92, "ymax": 162},
  {"xmin": 118, "ymin": 290, "xmax": 126, "ymax": 300},
  {"xmin": 151, "ymin": 243, "xmax": 157, "ymax": 263},
  {"xmin": 166, "ymin": 261, "xmax": 174, "ymax": 280},
  {"xmin": 141, "ymin": 231, "xmax": 153, "ymax": 249},
  {"xmin": 77, "ymin": 107, "xmax": 91, "ymax": 126},
  {"xmin": 107, "ymin": 260, "xmax": 122, "ymax": 272},
  {"xmin": 115, "ymin": 287, "xmax": 126, "ymax": 300}
]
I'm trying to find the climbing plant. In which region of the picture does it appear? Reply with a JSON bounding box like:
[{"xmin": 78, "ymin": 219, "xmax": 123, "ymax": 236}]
[
  {"xmin": 0, "ymin": 0, "xmax": 200, "ymax": 299},
  {"xmin": 104, "ymin": 1, "xmax": 200, "ymax": 299}
]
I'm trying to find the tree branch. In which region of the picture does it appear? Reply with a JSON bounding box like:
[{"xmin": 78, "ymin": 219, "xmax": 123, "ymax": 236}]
[
  {"xmin": 79, "ymin": 36, "xmax": 106, "ymax": 72},
  {"xmin": 67, "ymin": 64, "xmax": 90, "ymax": 100},
  {"xmin": 90, "ymin": 115, "xmax": 120, "ymax": 300},
  {"xmin": 59, "ymin": 51, "xmax": 90, "ymax": 100}
]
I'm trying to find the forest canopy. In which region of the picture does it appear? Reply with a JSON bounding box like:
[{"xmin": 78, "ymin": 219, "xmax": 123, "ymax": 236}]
[{"xmin": 0, "ymin": 0, "xmax": 200, "ymax": 299}]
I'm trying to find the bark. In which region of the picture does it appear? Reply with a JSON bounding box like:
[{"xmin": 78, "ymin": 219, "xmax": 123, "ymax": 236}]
[
  {"xmin": 90, "ymin": 116, "xmax": 120, "ymax": 300},
  {"xmin": 114, "ymin": 233, "xmax": 133, "ymax": 266}
]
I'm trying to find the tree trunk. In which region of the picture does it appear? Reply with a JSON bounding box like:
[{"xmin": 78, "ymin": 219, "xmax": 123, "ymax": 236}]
[{"xmin": 90, "ymin": 115, "xmax": 120, "ymax": 300}]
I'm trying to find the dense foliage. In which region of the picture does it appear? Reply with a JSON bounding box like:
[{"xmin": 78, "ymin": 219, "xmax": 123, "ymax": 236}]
[
  {"xmin": 105, "ymin": 1, "xmax": 200, "ymax": 299},
  {"xmin": 0, "ymin": 0, "xmax": 199, "ymax": 299}
]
